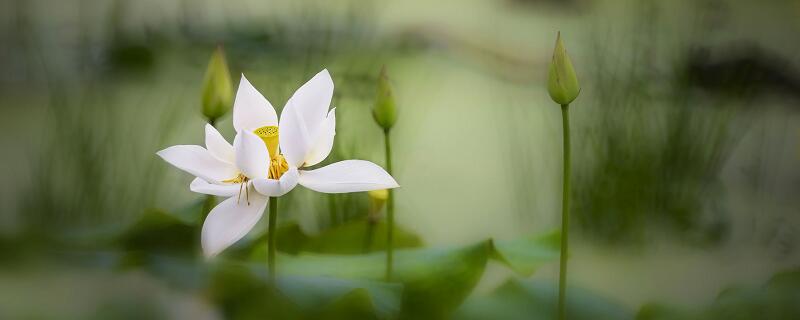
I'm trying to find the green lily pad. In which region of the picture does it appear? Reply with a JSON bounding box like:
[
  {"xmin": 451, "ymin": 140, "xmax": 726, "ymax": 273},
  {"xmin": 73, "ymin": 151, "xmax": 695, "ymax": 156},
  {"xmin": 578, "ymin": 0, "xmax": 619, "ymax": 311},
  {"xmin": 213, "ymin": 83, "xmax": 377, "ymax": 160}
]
[
  {"xmin": 491, "ymin": 229, "xmax": 561, "ymax": 277},
  {"xmin": 766, "ymin": 267, "xmax": 800, "ymax": 292},
  {"xmin": 277, "ymin": 275, "xmax": 402, "ymax": 319},
  {"xmin": 248, "ymin": 220, "xmax": 422, "ymax": 259},
  {"xmin": 305, "ymin": 220, "xmax": 423, "ymax": 254},
  {"xmin": 115, "ymin": 197, "xmax": 210, "ymax": 258},
  {"xmin": 637, "ymin": 267, "xmax": 800, "ymax": 320},
  {"xmin": 123, "ymin": 206, "xmax": 559, "ymax": 319},
  {"xmin": 227, "ymin": 222, "xmax": 310, "ymax": 259},
  {"xmin": 455, "ymin": 278, "xmax": 633, "ymax": 320},
  {"xmin": 129, "ymin": 200, "xmax": 424, "ymax": 259},
  {"xmin": 116, "ymin": 208, "xmax": 196, "ymax": 256},
  {"xmin": 170, "ymin": 197, "xmax": 208, "ymax": 225},
  {"xmin": 208, "ymin": 260, "xmax": 402, "ymax": 320},
  {"xmin": 266, "ymin": 231, "xmax": 561, "ymax": 319},
  {"xmin": 275, "ymin": 240, "xmax": 492, "ymax": 318}
]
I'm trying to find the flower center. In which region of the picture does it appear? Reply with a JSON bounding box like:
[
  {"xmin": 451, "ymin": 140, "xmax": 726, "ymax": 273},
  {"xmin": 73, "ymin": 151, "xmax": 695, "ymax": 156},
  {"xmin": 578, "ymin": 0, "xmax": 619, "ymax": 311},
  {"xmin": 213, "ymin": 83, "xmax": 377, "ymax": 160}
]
[
  {"xmin": 253, "ymin": 126, "xmax": 280, "ymax": 158},
  {"xmin": 254, "ymin": 125, "xmax": 289, "ymax": 179}
]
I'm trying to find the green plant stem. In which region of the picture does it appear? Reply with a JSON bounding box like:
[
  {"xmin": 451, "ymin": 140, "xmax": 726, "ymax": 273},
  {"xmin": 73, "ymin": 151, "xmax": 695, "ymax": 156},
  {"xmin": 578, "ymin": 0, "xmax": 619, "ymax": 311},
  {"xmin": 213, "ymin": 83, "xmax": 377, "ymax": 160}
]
[
  {"xmin": 363, "ymin": 219, "xmax": 377, "ymax": 253},
  {"xmin": 201, "ymin": 195, "xmax": 215, "ymax": 218},
  {"xmin": 200, "ymin": 118, "xmax": 218, "ymax": 219},
  {"xmin": 268, "ymin": 197, "xmax": 278, "ymax": 282},
  {"xmin": 558, "ymin": 104, "xmax": 571, "ymax": 320},
  {"xmin": 328, "ymin": 196, "xmax": 338, "ymax": 226},
  {"xmin": 200, "ymin": 118, "xmax": 217, "ymax": 230},
  {"xmin": 384, "ymin": 129, "xmax": 395, "ymax": 281}
]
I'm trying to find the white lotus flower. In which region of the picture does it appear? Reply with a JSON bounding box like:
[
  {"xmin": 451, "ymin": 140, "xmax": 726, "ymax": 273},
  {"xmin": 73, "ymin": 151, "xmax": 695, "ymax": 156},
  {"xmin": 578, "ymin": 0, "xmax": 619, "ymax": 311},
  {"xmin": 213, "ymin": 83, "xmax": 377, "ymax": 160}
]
[{"xmin": 157, "ymin": 69, "xmax": 399, "ymax": 257}]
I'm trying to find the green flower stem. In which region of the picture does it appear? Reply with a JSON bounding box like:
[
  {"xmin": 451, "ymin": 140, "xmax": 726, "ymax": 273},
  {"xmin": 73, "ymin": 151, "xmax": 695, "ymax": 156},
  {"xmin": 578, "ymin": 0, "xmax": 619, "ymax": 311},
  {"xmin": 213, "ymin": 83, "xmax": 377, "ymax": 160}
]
[
  {"xmin": 558, "ymin": 104, "xmax": 571, "ymax": 320},
  {"xmin": 201, "ymin": 195, "xmax": 215, "ymax": 218},
  {"xmin": 201, "ymin": 118, "xmax": 218, "ymax": 219},
  {"xmin": 268, "ymin": 196, "xmax": 278, "ymax": 282},
  {"xmin": 328, "ymin": 196, "xmax": 339, "ymax": 226},
  {"xmin": 384, "ymin": 129, "xmax": 395, "ymax": 281},
  {"xmin": 363, "ymin": 218, "xmax": 377, "ymax": 253}
]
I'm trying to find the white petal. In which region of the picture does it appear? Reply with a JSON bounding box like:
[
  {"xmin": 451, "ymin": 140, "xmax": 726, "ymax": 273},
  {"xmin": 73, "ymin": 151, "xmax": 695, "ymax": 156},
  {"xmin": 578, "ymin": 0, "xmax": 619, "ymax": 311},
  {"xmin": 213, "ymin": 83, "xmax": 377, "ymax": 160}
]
[
  {"xmin": 190, "ymin": 177, "xmax": 240, "ymax": 197},
  {"xmin": 233, "ymin": 131, "xmax": 270, "ymax": 180},
  {"xmin": 205, "ymin": 123, "xmax": 234, "ymax": 163},
  {"xmin": 278, "ymin": 99, "xmax": 311, "ymax": 167},
  {"xmin": 287, "ymin": 69, "xmax": 334, "ymax": 130},
  {"xmin": 303, "ymin": 108, "xmax": 336, "ymax": 167},
  {"xmin": 279, "ymin": 69, "xmax": 334, "ymax": 167},
  {"xmin": 298, "ymin": 160, "xmax": 399, "ymax": 193},
  {"xmin": 157, "ymin": 145, "xmax": 238, "ymax": 183},
  {"xmin": 233, "ymin": 74, "xmax": 278, "ymax": 132},
  {"xmin": 201, "ymin": 191, "xmax": 268, "ymax": 258},
  {"xmin": 252, "ymin": 167, "xmax": 299, "ymax": 197}
]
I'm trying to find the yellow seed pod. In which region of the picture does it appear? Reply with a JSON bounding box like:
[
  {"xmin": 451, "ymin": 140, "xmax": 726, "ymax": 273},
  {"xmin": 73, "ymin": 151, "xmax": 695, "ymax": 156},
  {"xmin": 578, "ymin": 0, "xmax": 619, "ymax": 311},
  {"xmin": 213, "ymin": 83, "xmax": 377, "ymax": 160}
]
[
  {"xmin": 201, "ymin": 46, "xmax": 233, "ymax": 121},
  {"xmin": 253, "ymin": 126, "xmax": 280, "ymax": 159},
  {"xmin": 547, "ymin": 32, "xmax": 580, "ymax": 105}
]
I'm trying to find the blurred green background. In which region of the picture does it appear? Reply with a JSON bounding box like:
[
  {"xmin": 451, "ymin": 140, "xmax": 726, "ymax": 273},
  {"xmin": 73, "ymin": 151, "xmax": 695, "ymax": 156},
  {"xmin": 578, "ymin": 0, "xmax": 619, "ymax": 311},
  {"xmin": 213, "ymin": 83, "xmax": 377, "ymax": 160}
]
[{"xmin": 1, "ymin": 0, "xmax": 799, "ymax": 319}]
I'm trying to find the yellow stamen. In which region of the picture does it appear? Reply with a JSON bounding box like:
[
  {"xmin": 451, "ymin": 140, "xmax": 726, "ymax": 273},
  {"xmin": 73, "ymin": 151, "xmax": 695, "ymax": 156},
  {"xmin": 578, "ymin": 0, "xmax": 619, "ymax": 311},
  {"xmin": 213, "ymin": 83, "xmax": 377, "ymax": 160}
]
[
  {"xmin": 269, "ymin": 154, "xmax": 289, "ymax": 180},
  {"xmin": 223, "ymin": 173, "xmax": 251, "ymax": 205},
  {"xmin": 222, "ymin": 173, "xmax": 248, "ymax": 184},
  {"xmin": 254, "ymin": 125, "xmax": 289, "ymax": 180}
]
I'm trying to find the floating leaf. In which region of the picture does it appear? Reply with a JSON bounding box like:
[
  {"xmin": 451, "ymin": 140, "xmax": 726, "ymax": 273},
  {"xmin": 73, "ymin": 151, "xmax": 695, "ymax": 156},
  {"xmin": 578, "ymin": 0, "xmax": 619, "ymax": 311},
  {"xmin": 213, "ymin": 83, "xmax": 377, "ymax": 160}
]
[
  {"xmin": 208, "ymin": 260, "xmax": 402, "ymax": 319},
  {"xmin": 229, "ymin": 221, "xmax": 310, "ymax": 259},
  {"xmin": 136, "ymin": 255, "xmax": 403, "ymax": 319},
  {"xmin": 270, "ymin": 230, "xmax": 560, "ymax": 319},
  {"xmin": 766, "ymin": 267, "xmax": 800, "ymax": 292},
  {"xmin": 169, "ymin": 198, "xmax": 207, "ymax": 226},
  {"xmin": 122, "ymin": 211, "xmax": 558, "ymax": 319},
  {"xmin": 491, "ymin": 229, "xmax": 561, "ymax": 277},
  {"xmin": 276, "ymin": 240, "xmax": 492, "ymax": 318},
  {"xmin": 638, "ymin": 267, "xmax": 800, "ymax": 320},
  {"xmin": 278, "ymin": 275, "xmax": 402, "ymax": 319},
  {"xmin": 248, "ymin": 220, "xmax": 423, "ymax": 258},
  {"xmin": 116, "ymin": 208, "xmax": 196, "ymax": 256},
  {"xmin": 455, "ymin": 279, "xmax": 633, "ymax": 320},
  {"xmin": 116, "ymin": 198, "xmax": 207, "ymax": 255},
  {"xmin": 305, "ymin": 220, "xmax": 423, "ymax": 254}
]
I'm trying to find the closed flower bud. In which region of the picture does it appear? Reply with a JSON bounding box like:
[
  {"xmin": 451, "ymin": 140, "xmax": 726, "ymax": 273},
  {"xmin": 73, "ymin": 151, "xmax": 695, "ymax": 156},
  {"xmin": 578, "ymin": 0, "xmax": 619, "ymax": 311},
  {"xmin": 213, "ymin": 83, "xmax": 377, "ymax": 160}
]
[
  {"xmin": 368, "ymin": 189, "xmax": 389, "ymax": 223},
  {"xmin": 547, "ymin": 32, "xmax": 580, "ymax": 105},
  {"xmin": 372, "ymin": 66, "xmax": 397, "ymax": 131},
  {"xmin": 369, "ymin": 189, "xmax": 388, "ymax": 206},
  {"xmin": 201, "ymin": 46, "xmax": 233, "ymax": 122}
]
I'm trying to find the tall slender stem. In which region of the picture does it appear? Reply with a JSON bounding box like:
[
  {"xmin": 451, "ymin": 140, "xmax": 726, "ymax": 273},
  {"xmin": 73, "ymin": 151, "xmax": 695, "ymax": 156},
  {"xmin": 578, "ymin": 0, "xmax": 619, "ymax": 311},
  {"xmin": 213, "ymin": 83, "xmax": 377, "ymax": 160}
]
[
  {"xmin": 558, "ymin": 104, "xmax": 571, "ymax": 320},
  {"xmin": 363, "ymin": 219, "xmax": 377, "ymax": 253},
  {"xmin": 328, "ymin": 196, "xmax": 339, "ymax": 226},
  {"xmin": 384, "ymin": 129, "xmax": 395, "ymax": 281},
  {"xmin": 201, "ymin": 117, "xmax": 218, "ymax": 219},
  {"xmin": 201, "ymin": 195, "xmax": 215, "ymax": 218},
  {"xmin": 268, "ymin": 196, "xmax": 278, "ymax": 282}
]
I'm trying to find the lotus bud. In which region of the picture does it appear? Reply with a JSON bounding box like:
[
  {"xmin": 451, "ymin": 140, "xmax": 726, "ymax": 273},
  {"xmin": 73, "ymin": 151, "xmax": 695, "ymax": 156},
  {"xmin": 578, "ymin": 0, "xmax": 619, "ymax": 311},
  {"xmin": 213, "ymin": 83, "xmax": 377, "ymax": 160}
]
[
  {"xmin": 201, "ymin": 46, "xmax": 233, "ymax": 122},
  {"xmin": 368, "ymin": 189, "xmax": 389, "ymax": 223},
  {"xmin": 372, "ymin": 66, "xmax": 397, "ymax": 131},
  {"xmin": 547, "ymin": 32, "xmax": 580, "ymax": 105}
]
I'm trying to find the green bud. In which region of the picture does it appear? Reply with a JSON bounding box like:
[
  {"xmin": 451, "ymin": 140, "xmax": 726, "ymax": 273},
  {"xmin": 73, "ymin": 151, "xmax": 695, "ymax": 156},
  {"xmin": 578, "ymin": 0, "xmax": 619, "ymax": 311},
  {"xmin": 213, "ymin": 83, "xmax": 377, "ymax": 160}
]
[
  {"xmin": 372, "ymin": 66, "xmax": 397, "ymax": 131},
  {"xmin": 547, "ymin": 32, "xmax": 580, "ymax": 105},
  {"xmin": 201, "ymin": 46, "xmax": 233, "ymax": 122}
]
